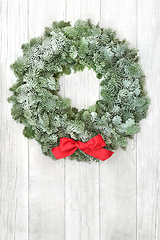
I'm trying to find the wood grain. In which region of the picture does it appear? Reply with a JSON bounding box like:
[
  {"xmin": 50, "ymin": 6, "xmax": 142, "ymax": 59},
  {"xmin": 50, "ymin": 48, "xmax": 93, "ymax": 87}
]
[
  {"xmin": 0, "ymin": 0, "xmax": 29, "ymax": 239},
  {"xmin": 100, "ymin": 0, "xmax": 137, "ymax": 239},
  {"xmin": 137, "ymin": 0, "xmax": 160, "ymax": 239},
  {"xmin": 28, "ymin": 1, "xmax": 66, "ymax": 240},
  {"xmin": 0, "ymin": 0, "xmax": 160, "ymax": 239},
  {"xmin": 64, "ymin": 1, "xmax": 101, "ymax": 239}
]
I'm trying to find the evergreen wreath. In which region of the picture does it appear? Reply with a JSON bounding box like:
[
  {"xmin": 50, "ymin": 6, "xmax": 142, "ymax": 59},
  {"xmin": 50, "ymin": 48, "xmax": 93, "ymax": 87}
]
[{"xmin": 8, "ymin": 19, "xmax": 150, "ymax": 163}]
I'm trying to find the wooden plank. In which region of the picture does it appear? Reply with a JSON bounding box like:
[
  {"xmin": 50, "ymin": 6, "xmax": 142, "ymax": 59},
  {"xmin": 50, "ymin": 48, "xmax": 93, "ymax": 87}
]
[
  {"xmin": 64, "ymin": 1, "xmax": 101, "ymax": 239},
  {"xmin": 100, "ymin": 1, "xmax": 137, "ymax": 239},
  {"xmin": 65, "ymin": 160, "xmax": 100, "ymax": 240},
  {"xmin": 0, "ymin": 0, "xmax": 29, "ymax": 239},
  {"xmin": 1, "ymin": 1, "xmax": 159, "ymax": 240},
  {"xmin": 29, "ymin": 145, "xmax": 65, "ymax": 240},
  {"xmin": 137, "ymin": 0, "xmax": 160, "ymax": 239},
  {"xmin": 28, "ymin": 1, "xmax": 66, "ymax": 239}
]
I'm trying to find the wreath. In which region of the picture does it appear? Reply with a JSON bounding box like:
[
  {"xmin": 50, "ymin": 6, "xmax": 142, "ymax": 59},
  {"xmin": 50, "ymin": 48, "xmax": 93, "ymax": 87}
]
[{"xmin": 8, "ymin": 19, "xmax": 150, "ymax": 163}]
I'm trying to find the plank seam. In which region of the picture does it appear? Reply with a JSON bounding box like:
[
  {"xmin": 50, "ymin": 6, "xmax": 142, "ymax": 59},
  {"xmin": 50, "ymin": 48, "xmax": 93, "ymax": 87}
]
[
  {"xmin": 64, "ymin": 2, "xmax": 67, "ymax": 240},
  {"xmin": 28, "ymin": 0, "xmax": 30, "ymax": 239},
  {"xmin": 64, "ymin": 159, "xmax": 66, "ymax": 240},
  {"xmin": 136, "ymin": 0, "xmax": 138, "ymax": 240},
  {"xmin": 99, "ymin": 1, "xmax": 101, "ymax": 239}
]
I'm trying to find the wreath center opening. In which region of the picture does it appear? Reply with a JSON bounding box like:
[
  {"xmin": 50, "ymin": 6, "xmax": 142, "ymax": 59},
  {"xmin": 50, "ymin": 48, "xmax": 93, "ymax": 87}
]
[{"xmin": 59, "ymin": 68, "xmax": 100, "ymax": 111}]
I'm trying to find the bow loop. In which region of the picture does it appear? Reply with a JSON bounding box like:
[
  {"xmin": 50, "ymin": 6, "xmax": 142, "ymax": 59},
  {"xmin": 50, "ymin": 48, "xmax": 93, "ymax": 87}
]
[
  {"xmin": 52, "ymin": 134, "xmax": 114, "ymax": 161},
  {"xmin": 59, "ymin": 138, "xmax": 77, "ymax": 152},
  {"xmin": 87, "ymin": 134, "xmax": 106, "ymax": 148}
]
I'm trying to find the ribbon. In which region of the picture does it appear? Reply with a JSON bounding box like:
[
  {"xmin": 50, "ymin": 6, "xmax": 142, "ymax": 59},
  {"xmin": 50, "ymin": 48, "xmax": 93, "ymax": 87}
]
[{"xmin": 51, "ymin": 134, "xmax": 114, "ymax": 161}]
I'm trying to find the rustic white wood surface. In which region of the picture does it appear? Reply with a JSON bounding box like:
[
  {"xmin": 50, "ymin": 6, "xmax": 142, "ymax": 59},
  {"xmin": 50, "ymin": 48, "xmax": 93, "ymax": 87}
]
[{"xmin": 0, "ymin": 0, "xmax": 160, "ymax": 239}]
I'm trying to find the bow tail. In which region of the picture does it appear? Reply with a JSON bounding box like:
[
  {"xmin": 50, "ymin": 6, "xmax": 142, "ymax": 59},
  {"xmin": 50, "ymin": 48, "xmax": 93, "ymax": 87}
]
[{"xmin": 83, "ymin": 148, "xmax": 114, "ymax": 161}]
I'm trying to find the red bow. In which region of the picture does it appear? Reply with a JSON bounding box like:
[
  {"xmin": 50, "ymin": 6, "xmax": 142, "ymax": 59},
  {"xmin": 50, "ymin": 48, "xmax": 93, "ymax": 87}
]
[{"xmin": 51, "ymin": 134, "xmax": 114, "ymax": 161}]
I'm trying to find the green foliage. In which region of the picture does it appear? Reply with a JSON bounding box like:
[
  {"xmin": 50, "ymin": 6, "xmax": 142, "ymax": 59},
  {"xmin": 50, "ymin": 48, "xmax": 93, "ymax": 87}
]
[
  {"xmin": 23, "ymin": 126, "xmax": 35, "ymax": 139},
  {"xmin": 8, "ymin": 19, "xmax": 150, "ymax": 163}
]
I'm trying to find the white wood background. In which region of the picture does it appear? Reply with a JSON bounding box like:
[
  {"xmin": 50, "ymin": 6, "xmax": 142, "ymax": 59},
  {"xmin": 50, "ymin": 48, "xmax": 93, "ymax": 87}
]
[{"xmin": 0, "ymin": 0, "xmax": 160, "ymax": 239}]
